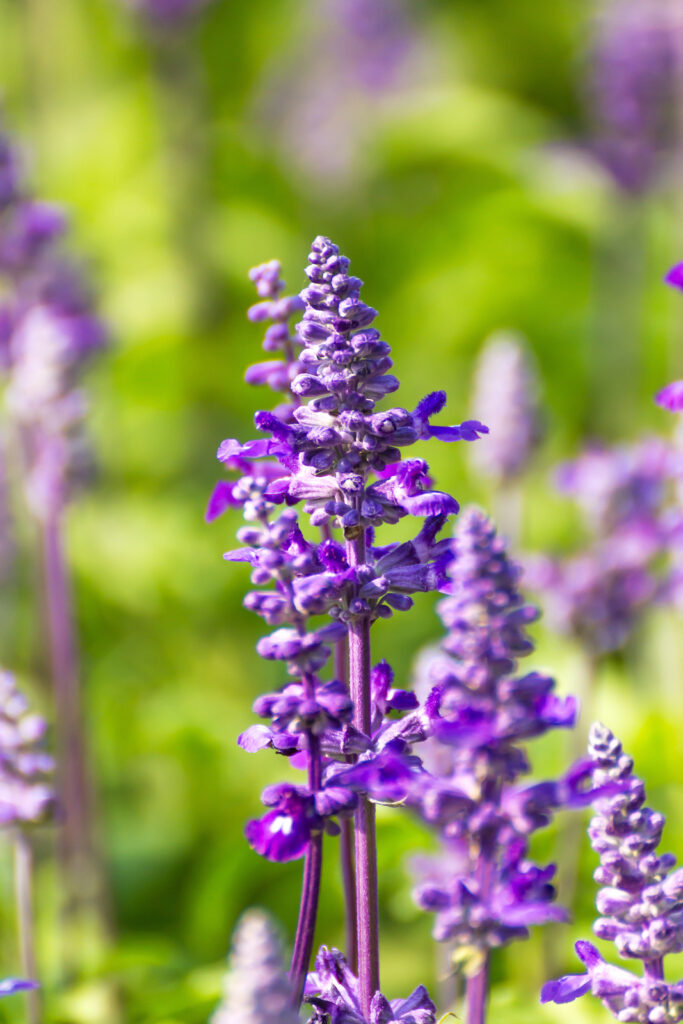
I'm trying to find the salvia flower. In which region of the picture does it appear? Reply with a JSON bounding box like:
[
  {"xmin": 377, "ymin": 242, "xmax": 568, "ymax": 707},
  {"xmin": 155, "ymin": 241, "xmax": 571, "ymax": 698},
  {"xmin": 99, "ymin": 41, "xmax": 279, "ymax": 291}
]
[
  {"xmin": 0, "ymin": 121, "xmax": 106, "ymax": 523},
  {"xmin": 542, "ymin": 723, "xmax": 683, "ymax": 1023},
  {"xmin": 211, "ymin": 908, "xmax": 298, "ymax": 1024},
  {"xmin": 410, "ymin": 509, "xmax": 581, "ymax": 972},
  {"xmin": 304, "ymin": 946, "xmax": 437, "ymax": 1023},
  {"xmin": 0, "ymin": 670, "xmax": 54, "ymax": 826},
  {"xmin": 586, "ymin": 0, "xmax": 675, "ymax": 193},
  {"xmin": 469, "ymin": 331, "xmax": 543, "ymax": 483},
  {"xmin": 526, "ymin": 438, "xmax": 677, "ymax": 655},
  {"xmin": 213, "ymin": 238, "xmax": 476, "ymax": 1012}
]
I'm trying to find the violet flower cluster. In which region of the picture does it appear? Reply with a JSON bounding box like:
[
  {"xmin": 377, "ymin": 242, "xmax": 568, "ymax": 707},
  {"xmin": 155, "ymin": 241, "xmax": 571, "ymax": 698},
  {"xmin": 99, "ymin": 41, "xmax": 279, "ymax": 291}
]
[
  {"xmin": 543, "ymin": 723, "xmax": 683, "ymax": 1023},
  {"xmin": 212, "ymin": 909, "xmax": 299, "ymax": 1024},
  {"xmin": 0, "ymin": 670, "xmax": 54, "ymax": 828},
  {"xmin": 586, "ymin": 0, "xmax": 675, "ymax": 194},
  {"xmin": 410, "ymin": 510, "xmax": 581, "ymax": 978},
  {"xmin": 211, "ymin": 236, "xmax": 486, "ymax": 1017},
  {"xmin": 469, "ymin": 332, "xmax": 542, "ymax": 484},
  {"xmin": 0, "ymin": 119, "xmax": 106, "ymax": 524},
  {"xmin": 526, "ymin": 438, "xmax": 677, "ymax": 655}
]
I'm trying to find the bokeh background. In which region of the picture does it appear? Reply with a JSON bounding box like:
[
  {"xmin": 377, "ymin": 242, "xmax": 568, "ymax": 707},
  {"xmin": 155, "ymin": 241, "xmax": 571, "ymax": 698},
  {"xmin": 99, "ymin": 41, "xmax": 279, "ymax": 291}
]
[{"xmin": 0, "ymin": 0, "xmax": 682, "ymax": 1021}]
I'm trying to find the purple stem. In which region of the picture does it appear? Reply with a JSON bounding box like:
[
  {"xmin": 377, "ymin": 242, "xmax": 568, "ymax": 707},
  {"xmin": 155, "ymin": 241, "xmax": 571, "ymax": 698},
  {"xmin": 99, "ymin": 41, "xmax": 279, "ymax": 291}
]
[
  {"xmin": 346, "ymin": 528, "xmax": 380, "ymax": 1017},
  {"xmin": 334, "ymin": 629, "xmax": 358, "ymax": 973},
  {"xmin": 13, "ymin": 830, "xmax": 40, "ymax": 1024},
  {"xmin": 645, "ymin": 959, "xmax": 665, "ymax": 981},
  {"xmin": 289, "ymin": 729, "xmax": 324, "ymax": 1007},
  {"xmin": 465, "ymin": 840, "xmax": 495, "ymax": 1024},
  {"xmin": 41, "ymin": 513, "xmax": 92, "ymax": 879},
  {"xmin": 319, "ymin": 521, "xmax": 357, "ymax": 971}
]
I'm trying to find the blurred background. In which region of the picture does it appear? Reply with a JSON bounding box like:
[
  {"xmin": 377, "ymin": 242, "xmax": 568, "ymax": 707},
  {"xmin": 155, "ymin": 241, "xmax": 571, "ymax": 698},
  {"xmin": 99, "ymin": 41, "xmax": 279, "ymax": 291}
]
[{"xmin": 0, "ymin": 0, "xmax": 682, "ymax": 1021}]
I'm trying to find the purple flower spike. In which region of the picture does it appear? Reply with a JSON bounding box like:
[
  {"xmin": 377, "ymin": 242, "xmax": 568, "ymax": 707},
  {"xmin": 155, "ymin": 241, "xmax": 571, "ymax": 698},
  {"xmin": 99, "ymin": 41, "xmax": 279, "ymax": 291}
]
[
  {"xmin": 469, "ymin": 332, "xmax": 542, "ymax": 482},
  {"xmin": 587, "ymin": 0, "xmax": 676, "ymax": 194},
  {"xmin": 0, "ymin": 119, "xmax": 107, "ymax": 523},
  {"xmin": 212, "ymin": 908, "xmax": 299, "ymax": 1024},
  {"xmin": 542, "ymin": 723, "xmax": 683, "ymax": 1022},
  {"xmin": 410, "ymin": 509, "xmax": 579, "ymax": 973}
]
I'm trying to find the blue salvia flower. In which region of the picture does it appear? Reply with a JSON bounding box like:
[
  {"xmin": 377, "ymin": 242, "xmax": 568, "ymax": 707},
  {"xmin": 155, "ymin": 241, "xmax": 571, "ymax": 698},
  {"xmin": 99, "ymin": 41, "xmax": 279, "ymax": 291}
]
[
  {"xmin": 542, "ymin": 723, "xmax": 683, "ymax": 1023},
  {"xmin": 211, "ymin": 909, "xmax": 299, "ymax": 1024},
  {"xmin": 411, "ymin": 510, "xmax": 585, "ymax": 979}
]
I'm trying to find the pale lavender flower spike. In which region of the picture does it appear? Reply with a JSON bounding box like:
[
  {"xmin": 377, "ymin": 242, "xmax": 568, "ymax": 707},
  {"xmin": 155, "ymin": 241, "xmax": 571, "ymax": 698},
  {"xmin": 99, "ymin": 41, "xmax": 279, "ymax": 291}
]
[
  {"xmin": 211, "ymin": 909, "xmax": 298, "ymax": 1024},
  {"xmin": 469, "ymin": 332, "xmax": 542, "ymax": 483},
  {"xmin": 0, "ymin": 670, "xmax": 54, "ymax": 826},
  {"xmin": 588, "ymin": 0, "xmax": 675, "ymax": 193},
  {"xmin": 542, "ymin": 723, "xmax": 683, "ymax": 1023}
]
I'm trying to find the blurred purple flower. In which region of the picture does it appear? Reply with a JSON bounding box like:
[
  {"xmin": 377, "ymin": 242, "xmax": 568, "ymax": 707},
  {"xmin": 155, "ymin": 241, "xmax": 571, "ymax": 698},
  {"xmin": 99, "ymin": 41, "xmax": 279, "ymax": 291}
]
[
  {"xmin": 587, "ymin": 0, "xmax": 676, "ymax": 193},
  {"xmin": 212, "ymin": 909, "xmax": 298, "ymax": 1024},
  {"xmin": 469, "ymin": 332, "xmax": 543, "ymax": 483},
  {"xmin": 0, "ymin": 670, "xmax": 54, "ymax": 826}
]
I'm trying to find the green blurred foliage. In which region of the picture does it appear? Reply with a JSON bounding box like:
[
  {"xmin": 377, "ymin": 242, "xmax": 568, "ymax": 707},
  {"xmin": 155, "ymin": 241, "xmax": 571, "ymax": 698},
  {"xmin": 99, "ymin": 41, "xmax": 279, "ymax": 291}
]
[{"xmin": 0, "ymin": 0, "xmax": 682, "ymax": 1021}]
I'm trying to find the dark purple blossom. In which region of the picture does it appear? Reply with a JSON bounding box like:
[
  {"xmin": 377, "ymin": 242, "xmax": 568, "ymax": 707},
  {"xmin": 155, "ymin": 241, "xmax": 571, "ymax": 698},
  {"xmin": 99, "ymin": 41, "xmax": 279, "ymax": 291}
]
[
  {"xmin": 212, "ymin": 908, "xmax": 298, "ymax": 1024},
  {"xmin": 410, "ymin": 509, "xmax": 579, "ymax": 970},
  {"xmin": 245, "ymin": 782, "xmax": 355, "ymax": 863},
  {"xmin": 542, "ymin": 723, "xmax": 683, "ymax": 1022},
  {"xmin": 469, "ymin": 332, "xmax": 543, "ymax": 483},
  {"xmin": 304, "ymin": 946, "xmax": 437, "ymax": 1023}
]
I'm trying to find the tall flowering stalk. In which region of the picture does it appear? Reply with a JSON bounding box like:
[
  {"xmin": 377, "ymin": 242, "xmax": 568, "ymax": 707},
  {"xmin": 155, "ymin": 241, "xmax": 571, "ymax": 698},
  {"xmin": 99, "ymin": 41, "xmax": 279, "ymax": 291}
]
[
  {"xmin": 211, "ymin": 909, "xmax": 299, "ymax": 1024},
  {"xmin": 210, "ymin": 236, "xmax": 487, "ymax": 1016},
  {"xmin": 0, "ymin": 121, "xmax": 107, "ymax": 926},
  {"xmin": 543, "ymin": 723, "xmax": 683, "ymax": 1023},
  {"xmin": 410, "ymin": 510, "xmax": 585, "ymax": 1024},
  {"xmin": 469, "ymin": 332, "xmax": 542, "ymax": 540},
  {"xmin": 0, "ymin": 669, "xmax": 54, "ymax": 1024},
  {"xmin": 587, "ymin": 0, "xmax": 675, "ymax": 195}
]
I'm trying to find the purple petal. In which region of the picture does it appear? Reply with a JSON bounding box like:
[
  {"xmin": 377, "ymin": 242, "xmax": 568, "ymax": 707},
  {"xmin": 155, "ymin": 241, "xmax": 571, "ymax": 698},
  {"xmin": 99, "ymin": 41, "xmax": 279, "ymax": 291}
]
[
  {"xmin": 540, "ymin": 974, "xmax": 591, "ymax": 1005},
  {"xmin": 655, "ymin": 380, "xmax": 683, "ymax": 412},
  {"xmin": 401, "ymin": 491, "xmax": 459, "ymax": 517},
  {"xmin": 0, "ymin": 979, "xmax": 38, "ymax": 997},
  {"xmin": 415, "ymin": 391, "xmax": 447, "ymax": 418},
  {"xmin": 664, "ymin": 262, "xmax": 683, "ymax": 290},
  {"xmin": 205, "ymin": 481, "xmax": 239, "ymax": 522},
  {"xmin": 237, "ymin": 725, "xmax": 273, "ymax": 752}
]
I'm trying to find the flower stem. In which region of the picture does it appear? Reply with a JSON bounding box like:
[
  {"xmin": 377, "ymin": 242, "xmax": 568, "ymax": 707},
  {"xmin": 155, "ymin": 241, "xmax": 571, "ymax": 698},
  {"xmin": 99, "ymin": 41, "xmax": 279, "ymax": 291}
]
[
  {"xmin": 465, "ymin": 956, "xmax": 489, "ymax": 1024},
  {"xmin": 334, "ymin": 633, "xmax": 358, "ymax": 973},
  {"xmin": 347, "ymin": 529, "xmax": 380, "ymax": 1016},
  {"xmin": 13, "ymin": 830, "xmax": 40, "ymax": 1024},
  {"xmin": 42, "ymin": 513, "xmax": 91, "ymax": 878},
  {"xmin": 465, "ymin": 844, "xmax": 495, "ymax": 1024},
  {"xmin": 289, "ymin": 731, "xmax": 324, "ymax": 1007}
]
